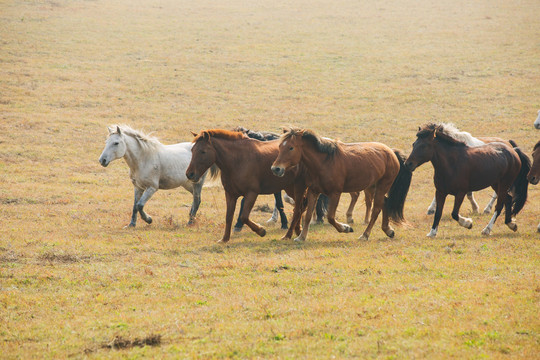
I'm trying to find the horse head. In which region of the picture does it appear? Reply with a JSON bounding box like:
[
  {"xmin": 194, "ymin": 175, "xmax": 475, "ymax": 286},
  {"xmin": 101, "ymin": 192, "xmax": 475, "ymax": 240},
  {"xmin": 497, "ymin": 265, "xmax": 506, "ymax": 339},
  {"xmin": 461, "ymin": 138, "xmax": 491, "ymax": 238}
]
[
  {"xmin": 271, "ymin": 127, "xmax": 305, "ymax": 177},
  {"xmin": 99, "ymin": 126, "xmax": 127, "ymax": 167},
  {"xmin": 534, "ymin": 110, "xmax": 540, "ymax": 129},
  {"xmin": 527, "ymin": 141, "xmax": 540, "ymax": 185},
  {"xmin": 186, "ymin": 131, "xmax": 217, "ymax": 183},
  {"xmin": 404, "ymin": 124, "xmax": 439, "ymax": 171}
]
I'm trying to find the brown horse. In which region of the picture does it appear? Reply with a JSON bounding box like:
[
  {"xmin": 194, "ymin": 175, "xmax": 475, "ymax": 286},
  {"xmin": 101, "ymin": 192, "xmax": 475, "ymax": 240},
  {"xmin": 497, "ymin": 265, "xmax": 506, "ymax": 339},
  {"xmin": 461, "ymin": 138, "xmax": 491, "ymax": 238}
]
[
  {"xmin": 526, "ymin": 140, "xmax": 540, "ymax": 232},
  {"xmin": 185, "ymin": 129, "xmax": 306, "ymax": 243},
  {"xmin": 405, "ymin": 123, "xmax": 530, "ymax": 237},
  {"xmin": 271, "ymin": 127, "xmax": 412, "ymax": 241}
]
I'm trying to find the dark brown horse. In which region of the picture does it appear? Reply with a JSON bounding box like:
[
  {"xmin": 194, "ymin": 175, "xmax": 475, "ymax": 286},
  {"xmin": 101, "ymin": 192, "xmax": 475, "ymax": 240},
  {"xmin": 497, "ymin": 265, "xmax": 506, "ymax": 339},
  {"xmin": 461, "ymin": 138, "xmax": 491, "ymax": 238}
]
[
  {"xmin": 526, "ymin": 140, "xmax": 540, "ymax": 232},
  {"xmin": 271, "ymin": 127, "xmax": 412, "ymax": 241},
  {"xmin": 186, "ymin": 129, "xmax": 306, "ymax": 243},
  {"xmin": 405, "ymin": 123, "xmax": 530, "ymax": 237}
]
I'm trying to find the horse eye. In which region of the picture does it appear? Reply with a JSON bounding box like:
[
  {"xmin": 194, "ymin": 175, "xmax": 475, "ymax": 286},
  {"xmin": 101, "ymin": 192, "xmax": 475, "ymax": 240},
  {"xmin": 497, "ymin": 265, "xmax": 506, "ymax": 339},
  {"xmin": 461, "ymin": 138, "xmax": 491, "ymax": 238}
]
[
  {"xmin": 201, "ymin": 150, "xmax": 206, "ymax": 154},
  {"xmin": 113, "ymin": 142, "xmax": 119, "ymax": 146},
  {"xmin": 289, "ymin": 147, "xmax": 294, "ymax": 151}
]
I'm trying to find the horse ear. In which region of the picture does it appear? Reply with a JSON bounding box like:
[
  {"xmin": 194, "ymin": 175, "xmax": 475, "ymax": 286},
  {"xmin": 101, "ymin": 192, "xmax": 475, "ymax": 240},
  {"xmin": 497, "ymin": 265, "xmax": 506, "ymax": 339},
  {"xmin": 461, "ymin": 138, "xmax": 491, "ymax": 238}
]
[
  {"xmin": 191, "ymin": 131, "xmax": 198, "ymax": 137},
  {"xmin": 108, "ymin": 126, "xmax": 114, "ymax": 134},
  {"xmin": 116, "ymin": 126, "xmax": 122, "ymax": 135}
]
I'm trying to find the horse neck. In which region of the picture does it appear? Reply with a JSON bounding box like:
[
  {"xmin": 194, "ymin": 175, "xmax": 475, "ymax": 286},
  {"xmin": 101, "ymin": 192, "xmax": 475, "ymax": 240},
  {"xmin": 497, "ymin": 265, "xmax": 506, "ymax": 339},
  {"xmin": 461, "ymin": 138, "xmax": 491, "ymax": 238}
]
[
  {"xmin": 300, "ymin": 142, "xmax": 328, "ymax": 175},
  {"xmin": 122, "ymin": 135, "xmax": 154, "ymax": 172},
  {"xmin": 431, "ymin": 141, "xmax": 457, "ymax": 176},
  {"xmin": 209, "ymin": 137, "xmax": 248, "ymax": 172}
]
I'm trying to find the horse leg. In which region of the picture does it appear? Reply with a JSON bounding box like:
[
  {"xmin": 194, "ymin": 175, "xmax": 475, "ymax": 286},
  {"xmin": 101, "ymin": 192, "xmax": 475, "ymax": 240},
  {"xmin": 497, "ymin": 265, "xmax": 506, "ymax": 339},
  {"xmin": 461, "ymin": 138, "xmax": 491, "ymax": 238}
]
[
  {"xmin": 482, "ymin": 187, "xmax": 505, "ymax": 236},
  {"xmin": 273, "ymin": 192, "xmax": 288, "ymax": 229},
  {"xmin": 346, "ymin": 191, "xmax": 360, "ymax": 225},
  {"xmin": 136, "ymin": 187, "xmax": 157, "ymax": 224},
  {"xmin": 504, "ymin": 193, "xmax": 517, "ymax": 232},
  {"xmin": 219, "ymin": 191, "xmax": 238, "ymax": 243},
  {"xmin": 315, "ymin": 194, "xmax": 328, "ymax": 224},
  {"xmin": 127, "ymin": 187, "xmax": 144, "ymax": 227},
  {"xmin": 281, "ymin": 188, "xmax": 305, "ymax": 240},
  {"xmin": 239, "ymin": 192, "xmax": 266, "ymax": 237},
  {"xmin": 294, "ymin": 190, "xmax": 318, "ymax": 242},
  {"xmin": 188, "ymin": 181, "xmax": 203, "ymax": 225},
  {"xmin": 466, "ymin": 192, "xmax": 479, "ymax": 214},
  {"xmin": 427, "ymin": 190, "xmax": 447, "ymax": 237},
  {"xmin": 363, "ymin": 188, "xmax": 373, "ymax": 224},
  {"xmin": 233, "ymin": 197, "xmax": 245, "ymax": 232},
  {"xmin": 452, "ymin": 192, "xmax": 473, "ymax": 229},
  {"xmin": 326, "ymin": 193, "xmax": 353, "ymax": 234},
  {"xmin": 359, "ymin": 187, "xmax": 387, "ymax": 241},
  {"xmin": 483, "ymin": 191, "xmax": 497, "ymax": 214},
  {"xmin": 427, "ymin": 194, "xmax": 437, "ymax": 215},
  {"xmin": 266, "ymin": 192, "xmax": 280, "ymax": 224}
]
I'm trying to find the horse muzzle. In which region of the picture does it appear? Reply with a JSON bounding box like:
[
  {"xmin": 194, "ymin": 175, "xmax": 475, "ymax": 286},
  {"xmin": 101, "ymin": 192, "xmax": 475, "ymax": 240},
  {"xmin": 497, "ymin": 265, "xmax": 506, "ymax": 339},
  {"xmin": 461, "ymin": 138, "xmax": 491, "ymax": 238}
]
[
  {"xmin": 99, "ymin": 157, "xmax": 109, "ymax": 167},
  {"xmin": 404, "ymin": 161, "xmax": 417, "ymax": 172},
  {"xmin": 186, "ymin": 171, "xmax": 199, "ymax": 183},
  {"xmin": 271, "ymin": 166, "xmax": 285, "ymax": 177},
  {"xmin": 528, "ymin": 174, "xmax": 539, "ymax": 185}
]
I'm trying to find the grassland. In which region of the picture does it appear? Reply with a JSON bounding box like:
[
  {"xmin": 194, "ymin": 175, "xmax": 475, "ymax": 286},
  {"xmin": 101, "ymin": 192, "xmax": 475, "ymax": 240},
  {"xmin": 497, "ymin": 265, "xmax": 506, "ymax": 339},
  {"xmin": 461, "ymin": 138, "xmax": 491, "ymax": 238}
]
[{"xmin": 1, "ymin": 0, "xmax": 539, "ymax": 358}]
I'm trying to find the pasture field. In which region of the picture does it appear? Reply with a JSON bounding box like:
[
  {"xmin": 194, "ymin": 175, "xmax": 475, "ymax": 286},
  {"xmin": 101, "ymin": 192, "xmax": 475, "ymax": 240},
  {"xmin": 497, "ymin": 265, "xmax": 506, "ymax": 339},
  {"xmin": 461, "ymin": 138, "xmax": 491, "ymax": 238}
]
[{"xmin": 1, "ymin": 0, "xmax": 539, "ymax": 358}]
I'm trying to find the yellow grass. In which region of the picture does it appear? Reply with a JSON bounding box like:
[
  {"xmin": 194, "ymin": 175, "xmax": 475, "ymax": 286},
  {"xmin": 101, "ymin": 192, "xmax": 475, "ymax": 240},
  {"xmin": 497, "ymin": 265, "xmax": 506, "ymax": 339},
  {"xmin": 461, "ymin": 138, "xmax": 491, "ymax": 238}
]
[{"xmin": 1, "ymin": 0, "xmax": 539, "ymax": 358}]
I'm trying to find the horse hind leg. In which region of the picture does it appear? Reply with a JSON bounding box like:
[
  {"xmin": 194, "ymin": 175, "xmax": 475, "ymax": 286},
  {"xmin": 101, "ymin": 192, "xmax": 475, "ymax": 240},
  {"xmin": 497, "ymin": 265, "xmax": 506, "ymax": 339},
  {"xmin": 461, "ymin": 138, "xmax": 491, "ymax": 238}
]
[
  {"xmin": 239, "ymin": 192, "xmax": 266, "ymax": 237},
  {"xmin": 483, "ymin": 192, "xmax": 497, "ymax": 214},
  {"xmin": 482, "ymin": 186, "xmax": 506, "ymax": 235},
  {"xmin": 233, "ymin": 198, "xmax": 245, "ymax": 232},
  {"xmin": 362, "ymin": 188, "xmax": 373, "ymax": 224},
  {"xmin": 360, "ymin": 186, "xmax": 388, "ymax": 241},
  {"xmin": 452, "ymin": 192, "xmax": 473, "ymax": 229},
  {"xmin": 272, "ymin": 192, "xmax": 288, "ymax": 229},
  {"xmin": 427, "ymin": 194, "xmax": 437, "ymax": 215},
  {"xmin": 326, "ymin": 193, "xmax": 354, "ymax": 234},
  {"xmin": 504, "ymin": 192, "xmax": 517, "ymax": 232},
  {"xmin": 466, "ymin": 192, "xmax": 479, "ymax": 214}
]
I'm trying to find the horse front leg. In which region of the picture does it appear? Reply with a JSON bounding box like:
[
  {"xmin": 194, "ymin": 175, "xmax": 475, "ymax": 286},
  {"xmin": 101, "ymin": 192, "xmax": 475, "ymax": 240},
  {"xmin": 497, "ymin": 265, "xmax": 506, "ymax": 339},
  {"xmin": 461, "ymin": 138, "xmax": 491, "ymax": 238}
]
[
  {"xmin": 346, "ymin": 191, "xmax": 360, "ymax": 225},
  {"xmin": 294, "ymin": 190, "xmax": 318, "ymax": 242},
  {"xmin": 427, "ymin": 190, "xmax": 447, "ymax": 237},
  {"xmin": 359, "ymin": 186, "xmax": 388, "ymax": 241},
  {"xmin": 127, "ymin": 187, "xmax": 144, "ymax": 227},
  {"xmin": 272, "ymin": 192, "xmax": 288, "ymax": 229},
  {"xmin": 466, "ymin": 192, "xmax": 479, "ymax": 214},
  {"xmin": 188, "ymin": 181, "xmax": 203, "ymax": 225},
  {"xmin": 503, "ymin": 193, "xmax": 517, "ymax": 232},
  {"xmin": 452, "ymin": 192, "xmax": 473, "ymax": 229},
  {"xmin": 483, "ymin": 191, "xmax": 497, "ymax": 214},
  {"xmin": 239, "ymin": 192, "xmax": 266, "ymax": 237},
  {"xmin": 281, "ymin": 188, "xmax": 306, "ymax": 240},
  {"xmin": 482, "ymin": 187, "xmax": 505, "ymax": 235},
  {"xmin": 326, "ymin": 193, "xmax": 354, "ymax": 234},
  {"xmin": 233, "ymin": 198, "xmax": 245, "ymax": 232},
  {"xmin": 219, "ymin": 191, "xmax": 238, "ymax": 243},
  {"xmin": 136, "ymin": 187, "xmax": 157, "ymax": 224},
  {"xmin": 427, "ymin": 194, "xmax": 437, "ymax": 215}
]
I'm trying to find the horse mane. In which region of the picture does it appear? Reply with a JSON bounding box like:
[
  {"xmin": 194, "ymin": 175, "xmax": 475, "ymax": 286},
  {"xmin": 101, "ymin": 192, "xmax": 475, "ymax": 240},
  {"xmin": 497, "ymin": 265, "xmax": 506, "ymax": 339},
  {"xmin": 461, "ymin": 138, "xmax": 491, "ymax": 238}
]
[
  {"xmin": 417, "ymin": 122, "xmax": 482, "ymax": 147},
  {"xmin": 282, "ymin": 127, "xmax": 339, "ymax": 156},
  {"xmin": 233, "ymin": 126, "xmax": 280, "ymax": 141},
  {"xmin": 109, "ymin": 124, "xmax": 161, "ymax": 150},
  {"xmin": 193, "ymin": 129, "xmax": 247, "ymax": 143}
]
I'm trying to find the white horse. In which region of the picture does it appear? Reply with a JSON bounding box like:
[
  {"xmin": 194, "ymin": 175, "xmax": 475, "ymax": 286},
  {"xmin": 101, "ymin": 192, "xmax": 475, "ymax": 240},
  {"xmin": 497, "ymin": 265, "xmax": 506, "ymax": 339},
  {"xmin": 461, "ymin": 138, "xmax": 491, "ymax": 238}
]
[
  {"xmin": 534, "ymin": 109, "xmax": 540, "ymax": 129},
  {"xmin": 425, "ymin": 123, "xmax": 497, "ymax": 215},
  {"xmin": 99, "ymin": 125, "xmax": 218, "ymax": 227}
]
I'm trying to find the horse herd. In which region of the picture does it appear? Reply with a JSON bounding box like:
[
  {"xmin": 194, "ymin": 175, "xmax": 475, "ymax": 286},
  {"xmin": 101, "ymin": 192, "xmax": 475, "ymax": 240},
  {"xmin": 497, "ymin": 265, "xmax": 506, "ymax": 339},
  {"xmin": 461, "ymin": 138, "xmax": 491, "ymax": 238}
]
[{"xmin": 99, "ymin": 117, "xmax": 540, "ymax": 242}]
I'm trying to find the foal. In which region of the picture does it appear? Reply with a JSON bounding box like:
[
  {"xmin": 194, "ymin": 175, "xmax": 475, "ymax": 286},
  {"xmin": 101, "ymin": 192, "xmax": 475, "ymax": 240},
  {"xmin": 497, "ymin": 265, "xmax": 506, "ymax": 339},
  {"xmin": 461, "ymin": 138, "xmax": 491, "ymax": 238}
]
[
  {"xmin": 272, "ymin": 128, "xmax": 412, "ymax": 241},
  {"xmin": 405, "ymin": 123, "xmax": 530, "ymax": 237},
  {"xmin": 186, "ymin": 129, "xmax": 306, "ymax": 243},
  {"xmin": 526, "ymin": 140, "xmax": 540, "ymax": 232}
]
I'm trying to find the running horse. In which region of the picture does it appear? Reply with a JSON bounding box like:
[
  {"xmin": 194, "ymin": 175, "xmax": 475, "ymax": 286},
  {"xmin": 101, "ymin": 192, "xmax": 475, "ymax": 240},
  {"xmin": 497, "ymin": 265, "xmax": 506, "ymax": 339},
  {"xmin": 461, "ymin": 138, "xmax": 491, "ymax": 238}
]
[
  {"xmin": 405, "ymin": 123, "xmax": 530, "ymax": 237},
  {"xmin": 526, "ymin": 140, "xmax": 540, "ymax": 232},
  {"xmin": 186, "ymin": 129, "xmax": 307, "ymax": 243},
  {"xmin": 271, "ymin": 127, "xmax": 412, "ymax": 242}
]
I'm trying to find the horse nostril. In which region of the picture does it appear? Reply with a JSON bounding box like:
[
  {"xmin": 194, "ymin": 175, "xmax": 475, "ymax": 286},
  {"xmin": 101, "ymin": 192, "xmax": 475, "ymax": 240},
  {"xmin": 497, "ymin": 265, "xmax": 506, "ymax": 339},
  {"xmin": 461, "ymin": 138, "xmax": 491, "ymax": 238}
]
[{"xmin": 187, "ymin": 172, "xmax": 194, "ymax": 180}]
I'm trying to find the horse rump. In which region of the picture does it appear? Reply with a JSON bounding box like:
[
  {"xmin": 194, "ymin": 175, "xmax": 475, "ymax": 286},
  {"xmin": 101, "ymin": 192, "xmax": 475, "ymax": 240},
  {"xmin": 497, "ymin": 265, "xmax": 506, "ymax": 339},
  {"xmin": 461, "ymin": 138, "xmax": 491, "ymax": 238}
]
[
  {"xmin": 385, "ymin": 149, "xmax": 413, "ymax": 224},
  {"xmin": 510, "ymin": 144, "xmax": 530, "ymax": 216}
]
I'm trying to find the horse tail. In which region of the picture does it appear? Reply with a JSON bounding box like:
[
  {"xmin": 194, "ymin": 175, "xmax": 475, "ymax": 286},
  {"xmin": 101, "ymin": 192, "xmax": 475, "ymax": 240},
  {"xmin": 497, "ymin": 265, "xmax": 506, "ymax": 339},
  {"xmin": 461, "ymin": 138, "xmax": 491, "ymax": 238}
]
[
  {"xmin": 510, "ymin": 144, "xmax": 530, "ymax": 216},
  {"xmin": 385, "ymin": 149, "xmax": 413, "ymax": 224}
]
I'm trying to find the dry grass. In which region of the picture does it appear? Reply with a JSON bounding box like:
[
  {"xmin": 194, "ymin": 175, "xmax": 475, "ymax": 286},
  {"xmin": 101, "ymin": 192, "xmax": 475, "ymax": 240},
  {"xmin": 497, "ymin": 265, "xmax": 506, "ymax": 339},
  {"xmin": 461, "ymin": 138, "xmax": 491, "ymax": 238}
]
[{"xmin": 1, "ymin": 0, "xmax": 539, "ymax": 358}]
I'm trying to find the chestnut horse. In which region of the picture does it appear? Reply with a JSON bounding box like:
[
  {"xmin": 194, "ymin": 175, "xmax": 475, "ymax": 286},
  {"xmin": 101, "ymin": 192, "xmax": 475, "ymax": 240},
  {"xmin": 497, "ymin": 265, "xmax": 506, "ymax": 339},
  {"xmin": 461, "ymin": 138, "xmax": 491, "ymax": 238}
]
[
  {"xmin": 186, "ymin": 129, "xmax": 306, "ymax": 243},
  {"xmin": 405, "ymin": 123, "xmax": 530, "ymax": 237},
  {"xmin": 526, "ymin": 140, "xmax": 540, "ymax": 232},
  {"xmin": 271, "ymin": 127, "xmax": 412, "ymax": 242}
]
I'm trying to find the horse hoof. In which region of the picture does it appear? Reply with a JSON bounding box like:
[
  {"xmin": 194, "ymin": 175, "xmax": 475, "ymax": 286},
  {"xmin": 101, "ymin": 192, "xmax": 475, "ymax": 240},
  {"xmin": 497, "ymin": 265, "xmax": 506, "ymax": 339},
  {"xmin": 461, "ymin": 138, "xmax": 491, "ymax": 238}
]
[
  {"xmin": 266, "ymin": 218, "xmax": 278, "ymax": 224},
  {"xmin": 217, "ymin": 239, "xmax": 229, "ymax": 244},
  {"xmin": 280, "ymin": 235, "xmax": 291, "ymax": 241},
  {"xmin": 358, "ymin": 234, "xmax": 369, "ymax": 241},
  {"xmin": 281, "ymin": 225, "xmax": 288, "ymax": 230},
  {"xmin": 124, "ymin": 223, "xmax": 136, "ymax": 229},
  {"xmin": 257, "ymin": 228, "xmax": 266, "ymax": 237},
  {"xmin": 481, "ymin": 228, "xmax": 491, "ymax": 236},
  {"xmin": 507, "ymin": 222, "xmax": 517, "ymax": 232},
  {"xmin": 483, "ymin": 209, "xmax": 491, "ymax": 214},
  {"xmin": 426, "ymin": 229, "xmax": 437, "ymax": 238},
  {"xmin": 233, "ymin": 227, "xmax": 242, "ymax": 233},
  {"xmin": 187, "ymin": 219, "xmax": 196, "ymax": 226},
  {"xmin": 293, "ymin": 236, "xmax": 305, "ymax": 242},
  {"xmin": 144, "ymin": 217, "xmax": 152, "ymax": 224},
  {"xmin": 347, "ymin": 218, "xmax": 354, "ymax": 224}
]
